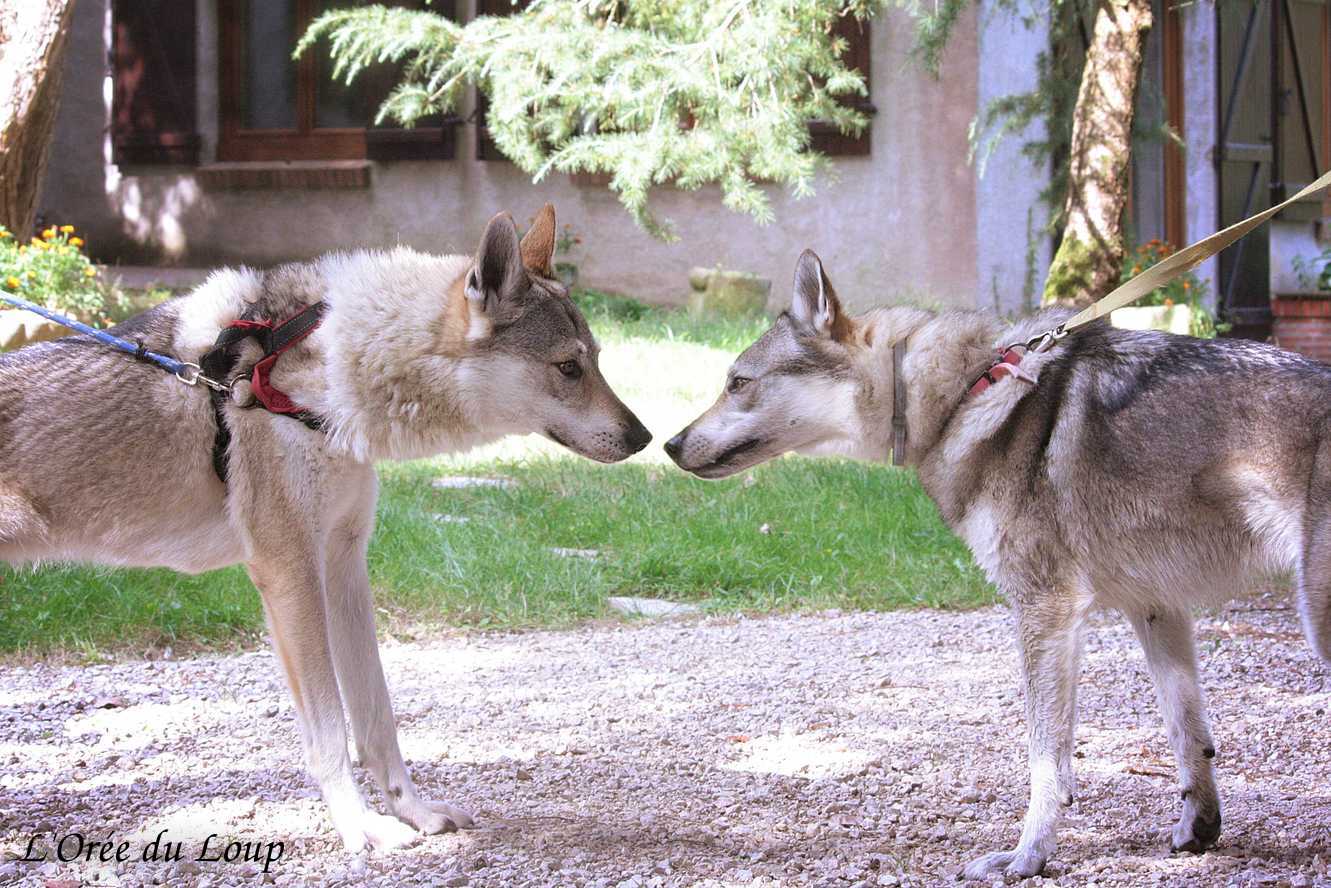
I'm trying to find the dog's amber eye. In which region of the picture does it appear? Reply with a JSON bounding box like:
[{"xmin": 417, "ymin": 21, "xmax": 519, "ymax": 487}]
[
  {"xmin": 728, "ymin": 376, "xmax": 751, "ymax": 393},
  {"xmin": 557, "ymin": 360, "xmax": 582, "ymax": 379}
]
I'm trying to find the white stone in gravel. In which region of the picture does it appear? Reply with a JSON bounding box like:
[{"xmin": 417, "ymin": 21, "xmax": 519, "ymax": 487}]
[{"xmin": 607, "ymin": 596, "xmax": 701, "ymax": 618}]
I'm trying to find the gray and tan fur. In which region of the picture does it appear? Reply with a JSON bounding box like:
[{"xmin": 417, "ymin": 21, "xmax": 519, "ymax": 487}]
[
  {"xmin": 0, "ymin": 205, "xmax": 650, "ymax": 853},
  {"xmin": 667, "ymin": 249, "xmax": 1331, "ymax": 880}
]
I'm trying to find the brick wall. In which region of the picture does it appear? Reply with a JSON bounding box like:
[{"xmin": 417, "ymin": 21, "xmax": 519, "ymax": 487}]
[{"xmin": 1271, "ymin": 295, "xmax": 1331, "ymax": 364}]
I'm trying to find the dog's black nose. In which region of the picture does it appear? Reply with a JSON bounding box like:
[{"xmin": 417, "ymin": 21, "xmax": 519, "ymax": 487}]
[
  {"xmin": 664, "ymin": 432, "xmax": 684, "ymax": 461},
  {"xmin": 624, "ymin": 416, "xmax": 652, "ymax": 454}
]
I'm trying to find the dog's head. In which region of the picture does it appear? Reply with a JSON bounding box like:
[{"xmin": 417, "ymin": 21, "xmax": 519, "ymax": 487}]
[
  {"xmin": 666, "ymin": 250, "xmax": 882, "ymax": 478},
  {"xmin": 456, "ymin": 205, "xmax": 651, "ymax": 462}
]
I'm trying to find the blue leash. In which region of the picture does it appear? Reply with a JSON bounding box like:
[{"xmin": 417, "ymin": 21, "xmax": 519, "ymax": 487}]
[{"xmin": 0, "ymin": 293, "xmax": 229, "ymax": 391}]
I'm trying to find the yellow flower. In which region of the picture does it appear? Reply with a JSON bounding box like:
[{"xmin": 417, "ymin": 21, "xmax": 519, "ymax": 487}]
[
  {"xmin": 4, "ymin": 276, "xmax": 18, "ymax": 289},
  {"xmin": 18, "ymin": 245, "xmax": 26, "ymax": 254},
  {"xmin": 0, "ymin": 230, "xmax": 10, "ymax": 239},
  {"xmin": 41, "ymin": 228, "xmax": 55, "ymax": 240},
  {"xmin": 59, "ymin": 225, "xmax": 74, "ymax": 234},
  {"xmin": 83, "ymin": 267, "xmax": 97, "ymax": 277},
  {"xmin": 69, "ymin": 236, "xmax": 84, "ymax": 247}
]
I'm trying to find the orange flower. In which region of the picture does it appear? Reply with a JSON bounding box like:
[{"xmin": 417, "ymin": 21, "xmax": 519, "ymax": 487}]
[
  {"xmin": 69, "ymin": 236, "xmax": 84, "ymax": 247},
  {"xmin": 41, "ymin": 228, "xmax": 55, "ymax": 240},
  {"xmin": 1163, "ymin": 297, "xmax": 1174, "ymax": 307},
  {"xmin": 59, "ymin": 224, "xmax": 75, "ymax": 233},
  {"xmin": 1182, "ymin": 280, "xmax": 1190, "ymax": 290},
  {"xmin": 1132, "ymin": 265, "xmax": 1141, "ymax": 275}
]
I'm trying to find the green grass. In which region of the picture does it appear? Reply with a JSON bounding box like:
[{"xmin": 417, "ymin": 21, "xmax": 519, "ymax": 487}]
[{"xmin": 0, "ymin": 292, "xmax": 995, "ymax": 658}]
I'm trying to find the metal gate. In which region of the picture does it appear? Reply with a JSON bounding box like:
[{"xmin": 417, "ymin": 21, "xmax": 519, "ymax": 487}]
[{"xmin": 1217, "ymin": 0, "xmax": 1327, "ymax": 340}]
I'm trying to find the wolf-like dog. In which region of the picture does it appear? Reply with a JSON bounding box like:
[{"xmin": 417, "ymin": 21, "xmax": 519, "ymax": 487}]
[
  {"xmin": 666, "ymin": 249, "xmax": 1331, "ymax": 879},
  {"xmin": 0, "ymin": 205, "xmax": 650, "ymax": 852}
]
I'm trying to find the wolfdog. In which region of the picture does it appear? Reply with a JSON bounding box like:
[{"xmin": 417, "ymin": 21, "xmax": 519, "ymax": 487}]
[
  {"xmin": 0, "ymin": 205, "xmax": 651, "ymax": 852},
  {"xmin": 666, "ymin": 249, "xmax": 1331, "ymax": 879}
]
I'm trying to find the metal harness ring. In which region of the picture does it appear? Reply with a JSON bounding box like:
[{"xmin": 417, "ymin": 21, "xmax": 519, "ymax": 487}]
[{"xmin": 174, "ymin": 362, "xmax": 232, "ymax": 393}]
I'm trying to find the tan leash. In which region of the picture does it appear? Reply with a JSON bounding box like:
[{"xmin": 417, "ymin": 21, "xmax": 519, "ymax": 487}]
[
  {"xmin": 1027, "ymin": 167, "xmax": 1331, "ymax": 352},
  {"xmin": 891, "ymin": 168, "xmax": 1331, "ymax": 466}
]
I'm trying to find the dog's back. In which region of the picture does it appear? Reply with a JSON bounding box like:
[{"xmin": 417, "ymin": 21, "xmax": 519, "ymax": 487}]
[
  {"xmin": 0, "ymin": 285, "xmax": 250, "ymax": 571},
  {"xmin": 933, "ymin": 318, "xmax": 1331, "ymax": 653}
]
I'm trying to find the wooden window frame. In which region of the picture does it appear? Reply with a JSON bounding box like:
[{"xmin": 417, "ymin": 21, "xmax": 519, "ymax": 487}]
[
  {"xmin": 1162, "ymin": 1, "xmax": 1184, "ymax": 248},
  {"xmin": 111, "ymin": 0, "xmax": 201, "ymax": 165},
  {"xmin": 217, "ymin": 0, "xmax": 457, "ymax": 163},
  {"xmin": 809, "ymin": 16, "xmax": 874, "ymax": 157},
  {"xmin": 474, "ymin": 0, "xmax": 526, "ymax": 160}
]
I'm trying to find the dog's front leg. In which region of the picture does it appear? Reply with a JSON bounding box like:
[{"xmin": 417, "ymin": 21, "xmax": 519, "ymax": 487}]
[
  {"xmin": 247, "ymin": 555, "xmax": 418, "ymax": 854},
  {"xmin": 964, "ymin": 596, "xmax": 1085, "ymax": 881},
  {"xmin": 1127, "ymin": 608, "xmax": 1220, "ymax": 853},
  {"xmin": 324, "ymin": 482, "xmax": 474, "ymax": 835}
]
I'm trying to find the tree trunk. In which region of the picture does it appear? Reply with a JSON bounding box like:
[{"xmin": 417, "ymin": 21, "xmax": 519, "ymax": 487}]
[
  {"xmin": 0, "ymin": 0, "xmax": 78, "ymax": 239},
  {"xmin": 1042, "ymin": 0, "xmax": 1152, "ymax": 306}
]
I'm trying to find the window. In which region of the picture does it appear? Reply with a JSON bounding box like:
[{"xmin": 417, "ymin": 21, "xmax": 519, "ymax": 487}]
[
  {"xmin": 111, "ymin": 0, "xmax": 201, "ymax": 165},
  {"xmin": 217, "ymin": 0, "xmax": 458, "ymax": 162},
  {"xmin": 474, "ymin": 0, "xmax": 527, "ymax": 160},
  {"xmin": 809, "ymin": 15, "xmax": 874, "ymax": 157}
]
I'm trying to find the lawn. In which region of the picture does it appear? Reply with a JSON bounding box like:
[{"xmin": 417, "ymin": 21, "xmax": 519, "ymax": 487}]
[{"xmin": 0, "ymin": 291, "xmax": 995, "ymax": 658}]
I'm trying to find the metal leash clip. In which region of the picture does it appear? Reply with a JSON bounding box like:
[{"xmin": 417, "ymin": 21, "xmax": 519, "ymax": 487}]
[
  {"xmin": 174, "ymin": 362, "xmax": 233, "ymax": 393},
  {"xmin": 1025, "ymin": 325, "xmax": 1068, "ymax": 354}
]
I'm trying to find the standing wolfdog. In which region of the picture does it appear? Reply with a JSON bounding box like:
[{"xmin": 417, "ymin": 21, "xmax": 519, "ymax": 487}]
[
  {"xmin": 0, "ymin": 205, "xmax": 650, "ymax": 852},
  {"xmin": 666, "ymin": 249, "xmax": 1331, "ymax": 879}
]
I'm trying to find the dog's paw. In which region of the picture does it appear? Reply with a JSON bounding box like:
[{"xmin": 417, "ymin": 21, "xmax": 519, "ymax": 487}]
[
  {"xmin": 340, "ymin": 810, "xmax": 421, "ymax": 853},
  {"xmin": 1170, "ymin": 807, "xmax": 1221, "ymax": 854},
  {"xmin": 395, "ymin": 797, "xmax": 475, "ymax": 834},
  {"xmin": 960, "ymin": 848, "xmax": 1046, "ymax": 881}
]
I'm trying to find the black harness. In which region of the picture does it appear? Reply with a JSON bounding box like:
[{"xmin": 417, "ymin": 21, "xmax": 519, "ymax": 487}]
[{"xmin": 199, "ymin": 302, "xmax": 328, "ymax": 483}]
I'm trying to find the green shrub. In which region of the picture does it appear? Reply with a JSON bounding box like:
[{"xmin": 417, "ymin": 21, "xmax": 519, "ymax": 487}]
[
  {"xmin": 0, "ymin": 224, "xmax": 106, "ymax": 322},
  {"xmin": 1120, "ymin": 239, "xmax": 1226, "ymax": 338}
]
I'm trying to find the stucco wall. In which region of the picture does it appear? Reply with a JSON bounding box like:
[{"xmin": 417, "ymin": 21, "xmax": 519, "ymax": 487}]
[
  {"xmin": 974, "ymin": 3, "xmax": 1049, "ymax": 317},
  {"xmin": 40, "ymin": 1, "xmax": 981, "ymax": 312}
]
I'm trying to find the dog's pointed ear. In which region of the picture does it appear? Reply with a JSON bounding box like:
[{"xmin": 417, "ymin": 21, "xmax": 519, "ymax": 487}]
[
  {"xmin": 790, "ymin": 249, "xmax": 846, "ymax": 340},
  {"xmin": 520, "ymin": 203, "xmax": 557, "ymax": 277},
  {"xmin": 465, "ymin": 213, "xmax": 527, "ymax": 331}
]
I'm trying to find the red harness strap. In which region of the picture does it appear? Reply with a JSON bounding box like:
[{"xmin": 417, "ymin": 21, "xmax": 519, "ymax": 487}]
[
  {"xmin": 212, "ymin": 304, "xmax": 326, "ymax": 416},
  {"xmin": 199, "ymin": 302, "xmax": 327, "ymax": 484},
  {"xmin": 967, "ymin": 347, "xmax": 1033, "ymax": 398}
]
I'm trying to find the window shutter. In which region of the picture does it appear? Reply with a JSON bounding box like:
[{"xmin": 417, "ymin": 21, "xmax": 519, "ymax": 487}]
[
  {"xmin": 474, "ymin": 0, "xmax": 529, "ymax": 161},
  {"xmin": 809, "ymin": 16, "xmax": 874, "ymax": 157},
  {"xmin": 365, "ymin": 0, "xmax": 461, "ymax": 161},
  {"xmin": 111, "ymin": 0, "xmax": 201, "ymax": 165}
]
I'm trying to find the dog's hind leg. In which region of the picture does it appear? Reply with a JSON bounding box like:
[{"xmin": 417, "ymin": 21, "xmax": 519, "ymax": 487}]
[
  {"xmin": 964, "ymin": 590, "xmax": 1086, "ymax": 881},
  {"xmin": 1298, "ymin": 499, "xmax": 1331, "ymax": 664},
  {"xmin": 323, "ymin": 468, "xmax": 473, "ymax": 835},
  {"xmin": 1126, "ymin": 608, "xmax": 1221, "ymax": 853}
]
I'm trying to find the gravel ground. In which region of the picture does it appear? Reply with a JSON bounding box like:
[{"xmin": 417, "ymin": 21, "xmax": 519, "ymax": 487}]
[{"xmin": 1, "ymin": 600, "xmax": 1329, "ymax": 888}]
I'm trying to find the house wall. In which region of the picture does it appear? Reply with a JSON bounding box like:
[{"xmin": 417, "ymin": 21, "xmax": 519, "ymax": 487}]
[
  {"xmin": 40, "ymin": 1, "xmax": 987, "ymax": 312},
  {"xmin": 975, "ymin": 4, "xmax": 1050, "ymax": 317}
]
